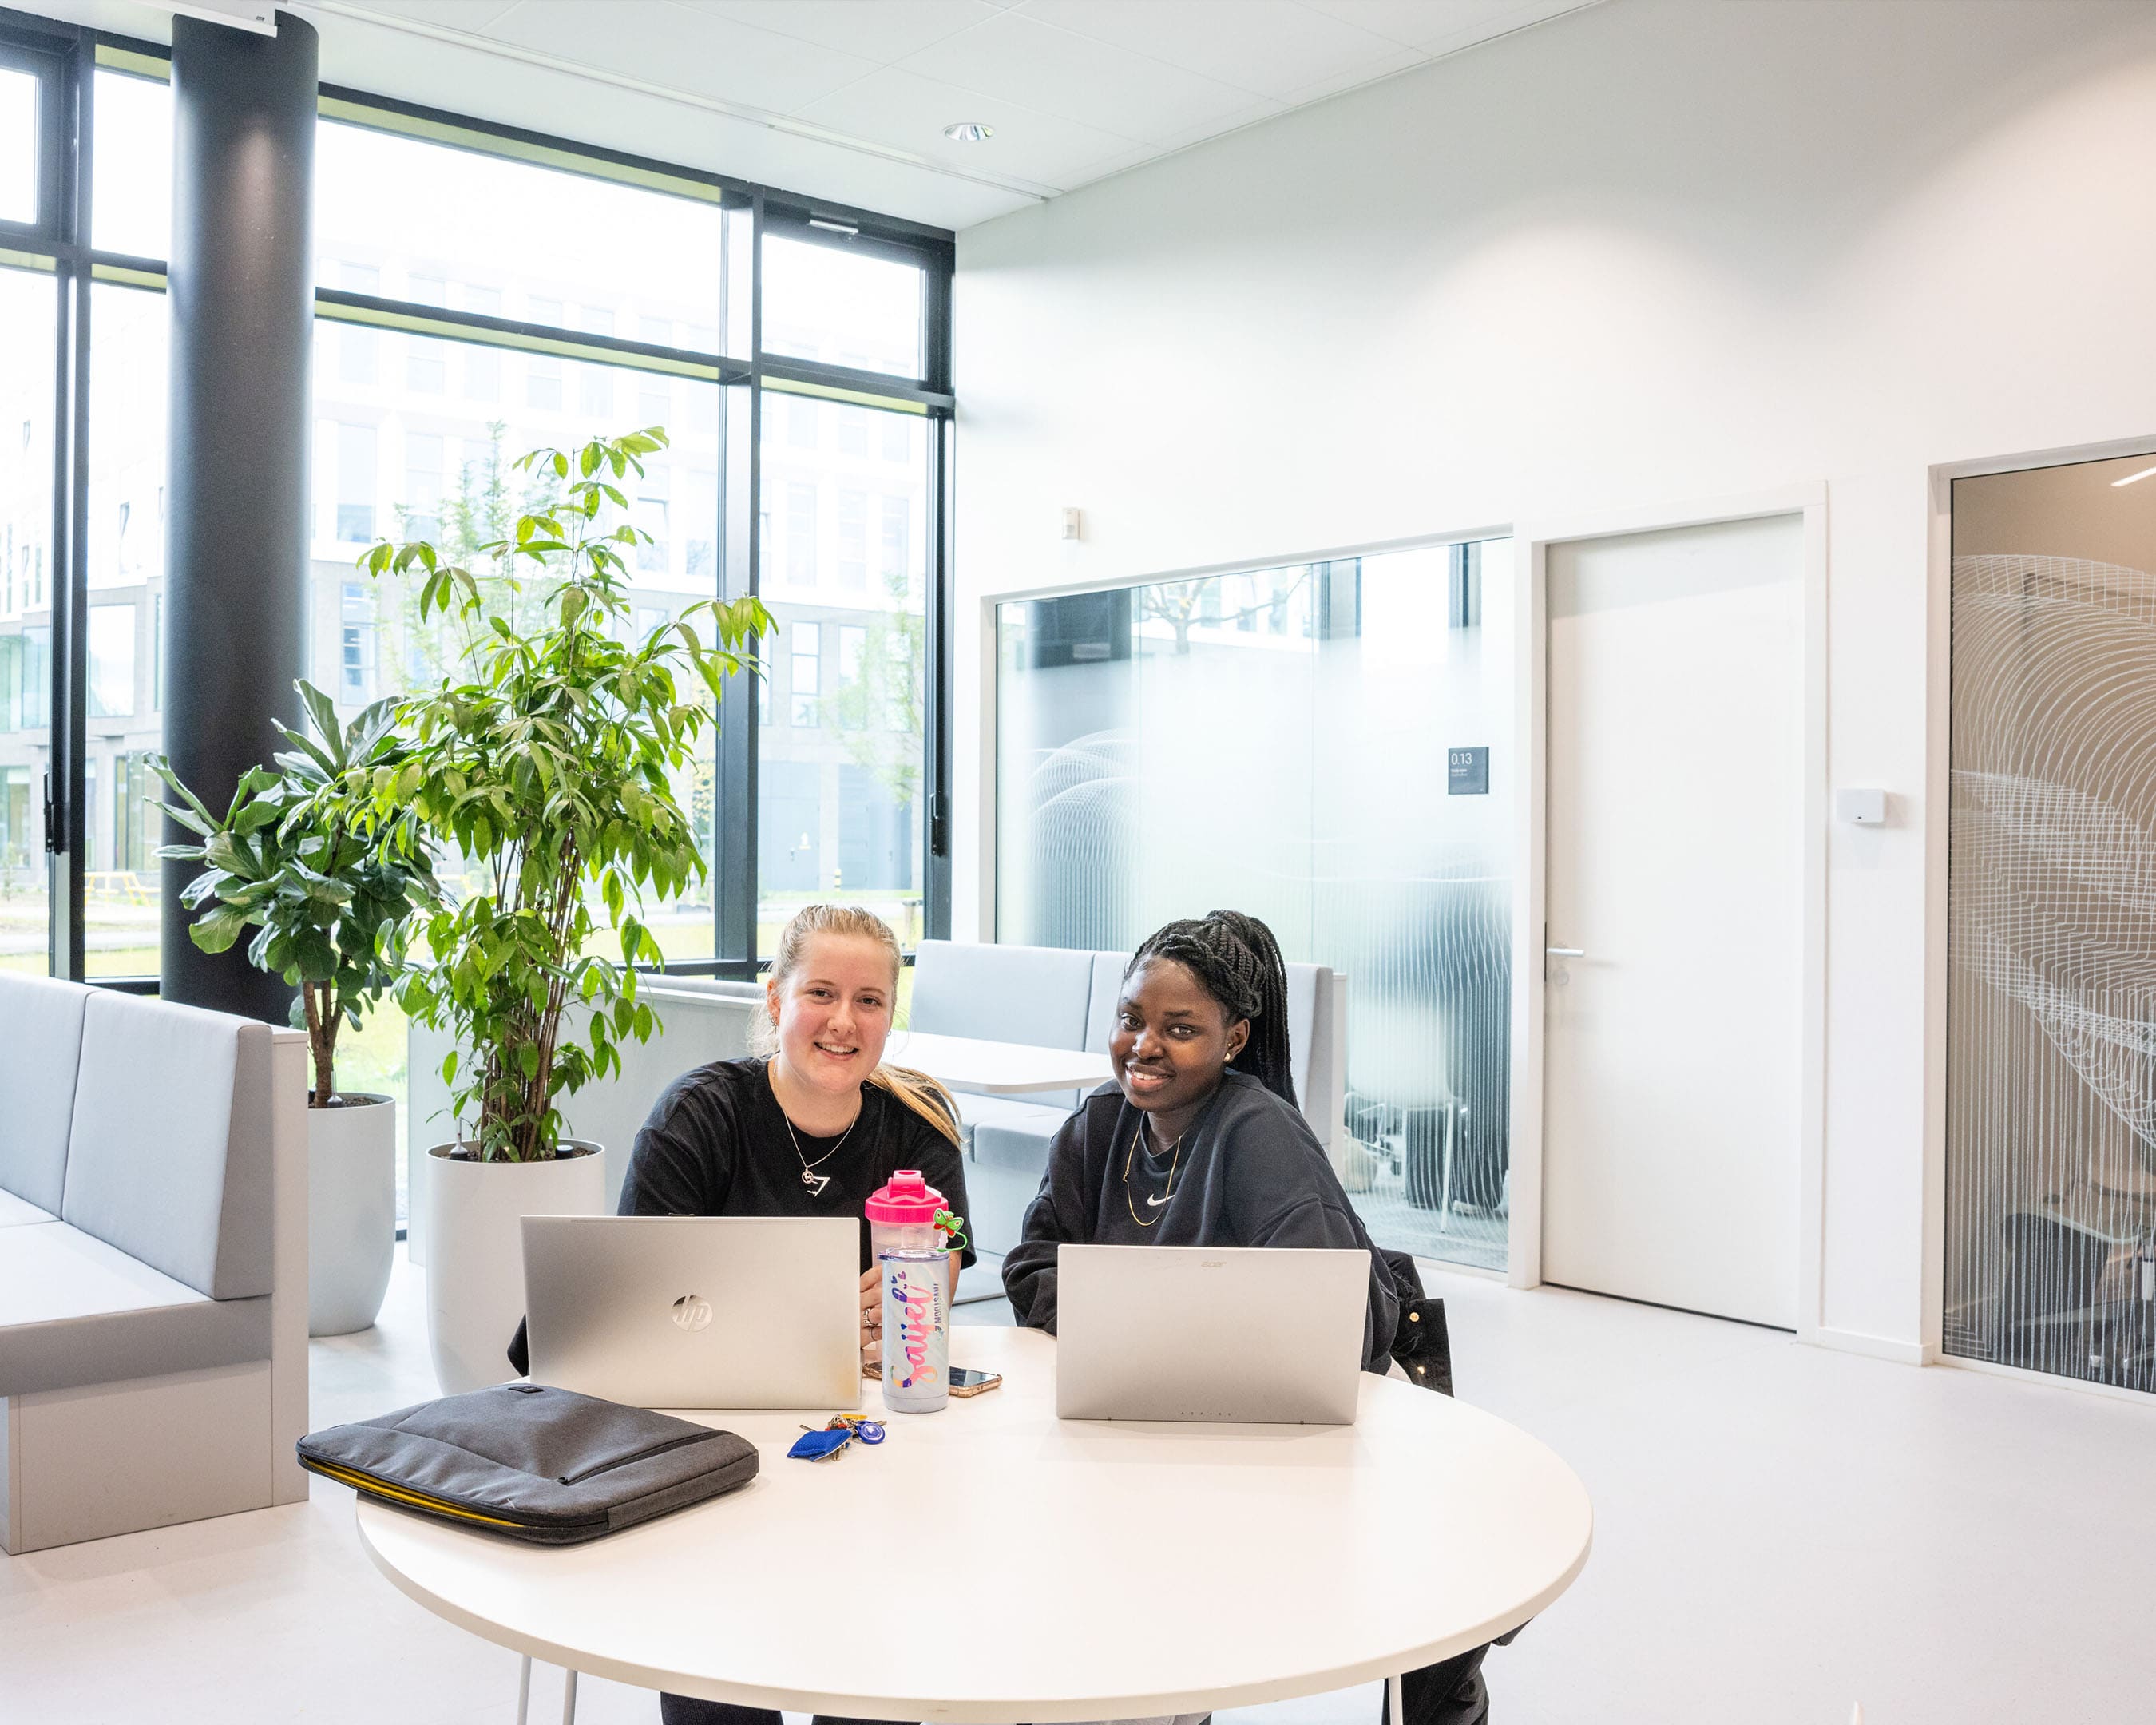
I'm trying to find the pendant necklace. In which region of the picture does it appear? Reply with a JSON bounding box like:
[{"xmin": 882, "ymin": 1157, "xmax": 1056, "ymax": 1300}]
[
  {"xmin": 1121, "ymin": 1118, "xmax": 1183, "ymax": 1227},
  {"xmin": 784, "ymin": 1105, "xmax": 858, "ymax": 1197}
]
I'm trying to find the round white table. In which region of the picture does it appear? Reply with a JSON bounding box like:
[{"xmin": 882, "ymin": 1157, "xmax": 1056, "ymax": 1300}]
[{"xmin": 356, "ymin": 1327, "xmax": 1591, "ymax": 1722}]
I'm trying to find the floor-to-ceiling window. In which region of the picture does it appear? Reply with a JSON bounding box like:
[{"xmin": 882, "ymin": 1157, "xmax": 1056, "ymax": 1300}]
[
  {"xmin": 996, "ymin": 540, "xmax": 1515, "ymax": 1269},
  {"xmin": 0, "ymin": 17, "xmax": 955, "ymax": 1219}
]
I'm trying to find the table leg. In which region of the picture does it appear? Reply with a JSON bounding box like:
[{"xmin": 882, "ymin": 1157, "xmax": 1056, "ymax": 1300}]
[
  {"xmin": 561, "ymin": 1668, "xmax": 579, "ymax": 1724},
  {"xmin": 516, "ymin": 1656, "xmax": 532, "ymax": 1725},
  {"xmin": 1389, "ymin": 1671, "xmax": 1405, "ymax": 1725}
]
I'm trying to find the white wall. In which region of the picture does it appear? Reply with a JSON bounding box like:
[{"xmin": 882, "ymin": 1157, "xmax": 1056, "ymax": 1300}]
[{"xmin": 951, "ymin": 0, "xmax": 2156, "ymax": 1356}]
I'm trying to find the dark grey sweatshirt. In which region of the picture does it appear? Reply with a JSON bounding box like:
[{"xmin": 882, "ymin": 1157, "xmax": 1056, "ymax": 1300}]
[{"xmin": 1000, "ymin": 1069, "xmax": 1401, "ymax": 1373}]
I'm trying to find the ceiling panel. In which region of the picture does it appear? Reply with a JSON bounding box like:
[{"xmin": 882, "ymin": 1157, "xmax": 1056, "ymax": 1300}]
[
  {"xmin": 331, "ymin": 0, "xmax": 521, "ymax": 27},
  {"xmin": 895, "ymin": 8, "xmax": 1264, "ymax": 145},
  {"xmin": 680, "ymin": 0, "xmax": 1003, "ymax": 65},
  {"xmin": 1019, "ymin": 0, "xmax": 1413, "ymax": 101},
  {"xmin": 1297, "ymin": 0, "xmax": 1565, "ymax": 54},
  {"xmin": 480, "ymin": 0, "xmax": 880, "ymax": 113},
  {"xmin": 791, "ymin": 61, "xmax": 1143, "ymax": 187}
]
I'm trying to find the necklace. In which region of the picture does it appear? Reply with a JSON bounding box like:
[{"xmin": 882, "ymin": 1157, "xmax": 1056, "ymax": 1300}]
[
  {"xmin": 1121, "ymin": 1117, "xmax": 1183, "ymax": 1227},
  {"xmin": 783, "ymin": 1104, "xmax": 859, "ymax": 1197}
]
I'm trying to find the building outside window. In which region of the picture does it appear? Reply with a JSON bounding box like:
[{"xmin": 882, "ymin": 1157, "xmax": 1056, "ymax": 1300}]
[
  {"xmin": 87, "ymin": 604, "xmax": 135, "ymax": 718},
  {"xmin": 405, "ymin": 273, "xmax": 446, "ymax": 392},
  {"xmin": 335, "ymin": 422, "xmax": 376, "ymax": 542},
  {"xmin": 578, "ymin": 307, "xmax": 615, "ymax": 417},
  {"xmin": 462, "ymin": 284, "xmax": 502, "ymax": 399},
  {"xmin": 338, "ymin": 262, "xmax": 379, "ymax": 385},
  {"xmin": 837, "ymin": 490, "xmax": 867, "ymax": 591},
  {"xmin": 791, "ymin": 622, "xmax": 821, "ymax": 728},
  {"xmin": 402, "ymin": 431, "xmax": 443, "ymax": 541},
  {"xmin": 785, "ymin": 482, "xmax": 816, "ymax": 585}
]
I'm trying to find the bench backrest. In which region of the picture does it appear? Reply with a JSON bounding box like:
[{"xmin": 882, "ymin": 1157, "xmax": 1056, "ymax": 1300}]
[
  {"xmin": 0, "ymin": 973, "xmax": 90, "ymax": 1215},
  {"xmin": 0, "ymin": 975, "xmax": 276, "ymax": 1301},
  {"xmin": 907, "ymin": 940, "xmax": 1096, "ymax": 1052}
]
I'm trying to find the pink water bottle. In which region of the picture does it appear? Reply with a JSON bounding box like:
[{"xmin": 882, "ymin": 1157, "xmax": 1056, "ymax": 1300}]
[{"xmin": 866, "ymin": 1171, "xmax": 951, "ymax": 1413}]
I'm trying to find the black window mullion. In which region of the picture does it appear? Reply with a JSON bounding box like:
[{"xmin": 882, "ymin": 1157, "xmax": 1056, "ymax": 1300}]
[
  {"xmin": 925, "ymin": 410, "xmax": 954, "ymax": 941},
  {"xmin": 47, "ymin": 37, "xmax": 91, "ymax": 980}
]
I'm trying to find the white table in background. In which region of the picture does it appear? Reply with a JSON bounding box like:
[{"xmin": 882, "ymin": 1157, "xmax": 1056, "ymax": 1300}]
[
  {"xmin": 882, "ymin": 1029, "xmax": 1114, "ymax": 1096},
  {"xmin": 355, "ymin": 1326, "xmax": 1592, "ymax": 1722}
]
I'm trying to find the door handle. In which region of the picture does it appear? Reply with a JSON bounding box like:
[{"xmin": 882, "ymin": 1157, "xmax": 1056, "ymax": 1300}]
[{"xmin": 1545, "ymin": 946, "xmax": 1584, "ymax": 958}]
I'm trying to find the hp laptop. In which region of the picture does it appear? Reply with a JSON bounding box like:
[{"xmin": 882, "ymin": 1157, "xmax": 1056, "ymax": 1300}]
[
  {"xmin": 521, "ymin": 1215, "xmax": 860, "ymax": 1410},
  {"xmin": 1055, "ymin": 1243, "xmax": 1368, "ymax": 1425}
]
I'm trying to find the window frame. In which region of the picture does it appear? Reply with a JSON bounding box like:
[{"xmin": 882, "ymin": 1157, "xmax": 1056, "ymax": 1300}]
[{"xmin": 1, "ymin": 19, "xmax": 957, "ymax": 987}]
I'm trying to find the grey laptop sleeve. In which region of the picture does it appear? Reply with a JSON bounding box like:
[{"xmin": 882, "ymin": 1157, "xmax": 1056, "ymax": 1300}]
[{"xmin": 299, "ymin": 1382, "xmax": 759, "ymax": 1544}]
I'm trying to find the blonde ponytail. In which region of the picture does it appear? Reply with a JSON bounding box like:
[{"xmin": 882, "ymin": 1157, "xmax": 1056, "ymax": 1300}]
[{"xmin": 756, "ymin": 902, "xmax": 961, "ymax": 1148}]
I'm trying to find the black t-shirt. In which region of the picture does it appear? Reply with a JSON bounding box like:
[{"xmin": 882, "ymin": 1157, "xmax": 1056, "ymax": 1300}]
[
  {"xmin": 506, "ymin": 1057, "xmax": 976, "ymax": 1375},
  {"xmin": 616, "ymin": 1056, "xmax": 977, "ymax": 1275}
]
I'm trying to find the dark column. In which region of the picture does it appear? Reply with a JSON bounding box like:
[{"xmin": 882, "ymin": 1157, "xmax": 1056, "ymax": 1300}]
[{"xmin": 161, "ymin": 11, "xmax": 317, "ymax": 1019}]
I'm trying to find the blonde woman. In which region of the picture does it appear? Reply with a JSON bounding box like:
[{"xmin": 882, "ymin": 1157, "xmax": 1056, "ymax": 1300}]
[{"xmin": 616, "ymin": 904, "xmax": 973, "ymax": 1725}]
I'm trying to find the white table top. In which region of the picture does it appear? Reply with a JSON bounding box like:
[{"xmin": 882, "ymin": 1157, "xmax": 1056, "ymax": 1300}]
[
  {"xmin": 882, "ymin": 1029, "xmax": 1115, "ymax": 1096},
  {"xmin": 355, "ymin": 1328, "xmax": 1592, "ymax": 1721}
]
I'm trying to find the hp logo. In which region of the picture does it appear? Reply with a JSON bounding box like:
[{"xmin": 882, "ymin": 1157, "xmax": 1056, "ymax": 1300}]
[{"xmin": 671, "ymin": 1295, "xmax": 713, "ymax": 1332}]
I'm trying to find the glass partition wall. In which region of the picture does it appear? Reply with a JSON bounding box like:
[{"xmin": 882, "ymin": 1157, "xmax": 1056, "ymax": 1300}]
[
  {"xmin": 997, "ymin": 541, "xmax": 1516, "ymax": 1269},
  {"xmin": 1, "ymin": 18, "xmax": 955, "ymax": 1219},
  {"xmin": 1947, "ymin": 453, "xmax": 2156, "ymax": 1394}
]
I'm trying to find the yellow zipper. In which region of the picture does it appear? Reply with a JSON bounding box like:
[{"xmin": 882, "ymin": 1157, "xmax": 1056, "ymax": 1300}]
[{"xmin": 308, "ymin": 1461, "xmax": 529, "ymax": 1529}]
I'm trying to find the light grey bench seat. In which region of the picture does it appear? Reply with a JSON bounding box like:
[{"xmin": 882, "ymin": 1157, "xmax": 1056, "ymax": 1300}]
[
  {"xmin": 0, "ymin": 972, "xmax": 307, "ymax": 1552},
  {"xmin": 0, "ymin": 1191, "xmax": 55, "ymax": 1229},
  {"xmin": 0, "ymin": 1222, "xmax": 270, "ymax": 1397}
]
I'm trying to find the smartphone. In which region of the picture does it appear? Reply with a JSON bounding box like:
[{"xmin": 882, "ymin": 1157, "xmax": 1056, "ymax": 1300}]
[{"xmin": 861, "ymin": 1365, "xmax": 1003, "ymax": 1396}]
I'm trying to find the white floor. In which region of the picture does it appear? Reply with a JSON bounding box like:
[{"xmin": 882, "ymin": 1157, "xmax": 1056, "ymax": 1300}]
[{"xmin": 5, "ymin": 1254, "xmax": 2152, "ymax": 1723}]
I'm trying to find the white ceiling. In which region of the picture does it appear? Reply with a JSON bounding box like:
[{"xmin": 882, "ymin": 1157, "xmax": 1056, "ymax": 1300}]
[{"xmin": 23, "ymin": 0, "xmax": 1602, "ymax": 229}]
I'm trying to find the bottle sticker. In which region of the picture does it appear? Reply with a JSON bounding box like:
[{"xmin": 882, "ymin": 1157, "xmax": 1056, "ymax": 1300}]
[{"xmin": 882, "ymin": 1259, "xmax": 947, "ymax": 1391}]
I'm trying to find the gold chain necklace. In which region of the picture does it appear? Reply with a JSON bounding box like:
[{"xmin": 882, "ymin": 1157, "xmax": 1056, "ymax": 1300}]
[{"xmin": 1122, "ymin": 1118, "xmax": 1183, "ymax": 1227}]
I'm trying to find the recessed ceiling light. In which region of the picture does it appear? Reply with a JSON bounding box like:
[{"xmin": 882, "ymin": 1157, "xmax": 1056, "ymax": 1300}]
[
  {"xmin": 943, "ymin": 122, "xmax": 993, "ymax": 144},
  {"xmin": 2110, "ymin": 464, "xmax": 2156, "ymax": 488}
]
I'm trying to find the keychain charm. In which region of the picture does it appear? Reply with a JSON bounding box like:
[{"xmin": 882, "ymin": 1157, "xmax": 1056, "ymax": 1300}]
[{"xmin": 787, "ymin": 1414, "xmax": 886, "ymax": 1462}]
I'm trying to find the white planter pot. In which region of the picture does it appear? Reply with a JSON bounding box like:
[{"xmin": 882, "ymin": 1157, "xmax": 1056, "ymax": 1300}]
[
  {"xmin": 426, "ymin": 1140, "xmax": 606, "ymax": 1395},
  {"xmin": 308, "ymin": 1093, "xmax": 397, "ymax": 1338}
]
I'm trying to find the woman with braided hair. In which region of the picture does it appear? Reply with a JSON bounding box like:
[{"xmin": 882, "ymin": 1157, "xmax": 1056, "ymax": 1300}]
[
  {"xmin": 1001, "ymin": 909, "xmax": 1400, "ymax": 1373},
  {"xmin": 1003, "ymin": 910, "xmax": 1496, "ymax": 1725}
]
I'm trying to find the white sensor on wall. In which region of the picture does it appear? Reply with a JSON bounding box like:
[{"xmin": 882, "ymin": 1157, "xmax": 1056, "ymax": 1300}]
[
  {"xmin": 1836, "ymin": 788, "xmax": 1887, "ymax": 825},
  {"xmin": 1061, "ymin": 508, "xmax": 1083, "ymax": 541}
]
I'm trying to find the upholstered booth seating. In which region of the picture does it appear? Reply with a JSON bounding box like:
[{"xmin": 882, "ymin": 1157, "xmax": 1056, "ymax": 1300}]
[
  {"xmin": 905, "ymin": 941, "xmax": 1348, "ymax": 1255},
  {"xmin": 0, "ymin": 973, "xmax": 308, "ymax": 1553}
]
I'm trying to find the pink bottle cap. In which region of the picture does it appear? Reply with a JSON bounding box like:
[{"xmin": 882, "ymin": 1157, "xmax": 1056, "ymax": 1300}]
[{"xmin": 866, "ymin": 1169, "xmax": 945, "ymax": 1225}]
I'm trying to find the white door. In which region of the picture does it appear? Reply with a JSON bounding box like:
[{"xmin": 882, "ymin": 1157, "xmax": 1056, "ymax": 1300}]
[{"xmin": 1542, "ymin": 514, "xmax": 1804, "ymax": 1328}]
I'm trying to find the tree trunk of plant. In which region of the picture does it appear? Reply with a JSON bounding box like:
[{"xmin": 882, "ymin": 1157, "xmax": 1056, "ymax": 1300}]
[{"xmin": 301, "ymin": 981, "xmax": 339, "ymax": 1109}]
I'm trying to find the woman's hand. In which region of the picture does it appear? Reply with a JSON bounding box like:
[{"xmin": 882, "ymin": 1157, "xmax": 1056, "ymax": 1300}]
[{"xmin": 858, "ymin": 1267, "xmax": 882, "ymax": 1370}]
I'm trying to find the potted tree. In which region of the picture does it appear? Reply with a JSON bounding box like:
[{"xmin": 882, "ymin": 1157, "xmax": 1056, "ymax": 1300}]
[
  {"xmin": 152, "ymin": 684, "xmax": 436, "ymax": 1336},
  {"xmin": 360, "ymin": 428, "xmax": 766, "ymax": 1394}
]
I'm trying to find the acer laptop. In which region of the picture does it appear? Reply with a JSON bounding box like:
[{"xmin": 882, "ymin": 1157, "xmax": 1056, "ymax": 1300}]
[
  {"xmin": 1054, "ymin": 1243, "xmax": 1368, "ymax": 1425},
  {"xmin": 521, "ymin": 1215, "xmax": 860, "ymax": 1410}
]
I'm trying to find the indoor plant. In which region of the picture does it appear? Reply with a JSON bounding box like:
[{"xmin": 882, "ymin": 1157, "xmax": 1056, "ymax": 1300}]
[
  {"xmin": 360, "ymin": 427, "xmax": 766, "ymax": 1392},
  {"xmin": 152, "ymin": 682, "xmax": 437, "ymax": 1336}
]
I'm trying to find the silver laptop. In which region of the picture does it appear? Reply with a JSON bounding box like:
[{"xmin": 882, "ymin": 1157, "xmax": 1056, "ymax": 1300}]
[
  {"xmin": 1055, "ymin": 1243, "xmax": 1368, "ymax": 1425},
  {"xmin": 521, "ymin": 1215, "xmax": 860, "ymax": 1410}
]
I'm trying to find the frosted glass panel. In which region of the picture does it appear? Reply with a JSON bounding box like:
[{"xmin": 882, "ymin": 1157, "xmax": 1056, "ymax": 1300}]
[
  {"xmin": 996, "ymin": 542, "xmax": 1514, "ymax": 1268},
  {"xmin": 1947, "ymin": 455, "xmax": 2156, "ymax": 1393}
]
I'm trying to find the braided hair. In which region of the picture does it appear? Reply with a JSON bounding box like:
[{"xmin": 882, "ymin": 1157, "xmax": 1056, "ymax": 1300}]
[{"xmin": 1124, "ymin": 910, "xmax": 1296, "ymax": 1108}]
